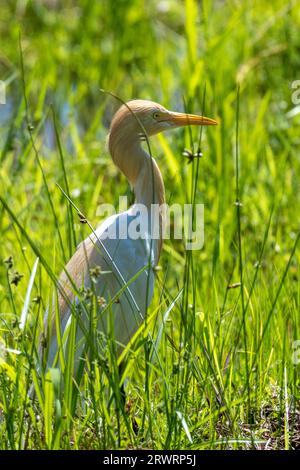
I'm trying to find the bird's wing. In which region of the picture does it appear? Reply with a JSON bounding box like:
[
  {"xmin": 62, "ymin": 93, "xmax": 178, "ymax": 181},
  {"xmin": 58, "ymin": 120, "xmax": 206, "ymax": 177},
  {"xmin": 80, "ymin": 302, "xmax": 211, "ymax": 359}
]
[
  {"xmin": 51, "ymin": 212, "xmax": 120, "ymax": 332},
  {"xmin": 44, "ymin": 211, "xmax": 155, "ymax": 368},
  {"xmin": 43, "ymin": 235, "xmax": 105, "ymax": 367}
]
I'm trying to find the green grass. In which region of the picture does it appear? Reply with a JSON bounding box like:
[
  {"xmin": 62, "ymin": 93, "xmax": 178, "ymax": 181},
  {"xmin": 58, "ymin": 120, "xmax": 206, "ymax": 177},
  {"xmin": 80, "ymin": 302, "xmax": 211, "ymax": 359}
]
[{"xmin": 0, "ymin": 0, "xmax": 300, "ymax": 450}]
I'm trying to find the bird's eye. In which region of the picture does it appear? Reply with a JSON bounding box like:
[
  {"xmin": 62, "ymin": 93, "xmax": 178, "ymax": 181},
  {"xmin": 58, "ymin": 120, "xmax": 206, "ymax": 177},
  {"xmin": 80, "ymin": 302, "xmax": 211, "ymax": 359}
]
[{"xmin": 153, "ymin": 112, "xmax": 160, "ymax": 120}]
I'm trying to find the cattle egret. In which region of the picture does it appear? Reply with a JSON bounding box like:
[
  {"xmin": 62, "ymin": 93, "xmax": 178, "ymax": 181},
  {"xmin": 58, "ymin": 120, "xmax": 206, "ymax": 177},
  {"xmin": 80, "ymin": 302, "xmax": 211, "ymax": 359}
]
[{"xmin": 42, "ymin": 100, "xmax": 217, "ymax": 377}]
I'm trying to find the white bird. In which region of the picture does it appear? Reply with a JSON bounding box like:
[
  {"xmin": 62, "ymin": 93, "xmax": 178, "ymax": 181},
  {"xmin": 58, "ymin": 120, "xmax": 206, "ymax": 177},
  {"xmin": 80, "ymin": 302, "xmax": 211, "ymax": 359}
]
[{"xmin": 42, "ymin": 99, "xmax": 217, "ymax": 377}]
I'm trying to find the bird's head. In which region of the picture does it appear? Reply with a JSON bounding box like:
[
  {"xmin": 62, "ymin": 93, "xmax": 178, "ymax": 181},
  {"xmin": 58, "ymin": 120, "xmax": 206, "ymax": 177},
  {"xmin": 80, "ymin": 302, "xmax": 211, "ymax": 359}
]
[
  {"xmin": 109, "ymin": 99, "xmax": 217, "ymax": 139},
  {"xmin": 108, "ymin": 99, "xmax": 217, "ymax": 183}
]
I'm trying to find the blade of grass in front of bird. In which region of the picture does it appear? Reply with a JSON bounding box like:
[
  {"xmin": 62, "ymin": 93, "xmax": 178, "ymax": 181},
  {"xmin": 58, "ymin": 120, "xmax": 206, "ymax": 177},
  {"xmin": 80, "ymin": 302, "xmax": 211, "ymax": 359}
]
[
  {"xmin": 149, "ymin": 288, "xmax": 183, "ymax": 364},
  {"xmin": 44, "ymin": 368, "xmax": 54, "ymax": 449},
  {"xmin": 64, "ymin": 310, "xmax": 76, "ymax": 428}
]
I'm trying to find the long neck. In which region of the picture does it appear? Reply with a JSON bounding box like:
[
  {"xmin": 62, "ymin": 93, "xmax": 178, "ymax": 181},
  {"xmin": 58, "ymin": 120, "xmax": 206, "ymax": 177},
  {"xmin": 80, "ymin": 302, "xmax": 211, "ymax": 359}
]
[
  {"xmin": 109, "ymin": 135, "xmax": 165, "ymax": 262},
  {"xmin": 134, "ymin": 153, "xmax": 165, "ymax": 264},
  {"xmin": 133, "ymin": 152, "xmax": 165, "ymax": 207}
]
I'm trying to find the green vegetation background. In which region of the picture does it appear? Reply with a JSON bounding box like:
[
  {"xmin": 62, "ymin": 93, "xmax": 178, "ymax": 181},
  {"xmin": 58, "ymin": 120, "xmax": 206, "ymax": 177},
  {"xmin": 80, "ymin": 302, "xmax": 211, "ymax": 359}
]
[{"xmin": 0, "ymin": 0, "xmax": 299, "ymax": 450}]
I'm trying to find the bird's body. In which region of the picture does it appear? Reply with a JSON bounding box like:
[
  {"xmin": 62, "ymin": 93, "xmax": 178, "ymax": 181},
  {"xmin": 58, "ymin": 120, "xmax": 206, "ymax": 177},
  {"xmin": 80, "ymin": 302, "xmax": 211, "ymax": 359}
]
[
  {"xmin": 42, "ymin": 99, "xmax": 217, "ymax": 375},
  {"xmin": 45, "ymin": 206, "xmax": 157, "ymax": 368}
]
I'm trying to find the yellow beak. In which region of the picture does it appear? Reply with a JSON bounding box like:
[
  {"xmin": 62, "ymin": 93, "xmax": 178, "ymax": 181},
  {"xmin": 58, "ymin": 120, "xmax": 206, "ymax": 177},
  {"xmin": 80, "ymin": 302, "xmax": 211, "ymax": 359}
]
[{"xmin": 168, "ymin": 111, "xmax": 218, "ymax": 126}]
